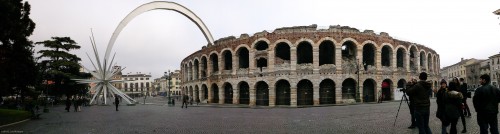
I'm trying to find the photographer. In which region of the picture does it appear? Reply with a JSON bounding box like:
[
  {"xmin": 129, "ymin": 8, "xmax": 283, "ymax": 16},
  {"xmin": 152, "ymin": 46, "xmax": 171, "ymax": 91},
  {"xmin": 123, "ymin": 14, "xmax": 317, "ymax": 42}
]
[
  {"xmin": 402, "ymin": 78, "xmax": 418, "ymax": 129},
  {"xmin": 406, "ymin": 72, "xmax": 433, "ymax": 134}
]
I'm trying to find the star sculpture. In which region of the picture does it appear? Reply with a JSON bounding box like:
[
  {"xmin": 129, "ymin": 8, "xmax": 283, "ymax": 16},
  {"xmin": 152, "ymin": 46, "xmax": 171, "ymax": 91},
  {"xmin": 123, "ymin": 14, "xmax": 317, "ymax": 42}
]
[{"xmin": 73, "ymin": 33, "xmax": 136, "ymax": 105}]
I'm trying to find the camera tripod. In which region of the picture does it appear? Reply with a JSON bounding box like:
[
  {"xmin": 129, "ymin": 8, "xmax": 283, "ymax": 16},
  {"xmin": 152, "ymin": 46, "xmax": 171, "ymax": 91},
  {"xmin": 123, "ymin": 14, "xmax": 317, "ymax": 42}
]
[{"xmin": 393, "ymin": 90, "xmax": 410, "ymax": 126}]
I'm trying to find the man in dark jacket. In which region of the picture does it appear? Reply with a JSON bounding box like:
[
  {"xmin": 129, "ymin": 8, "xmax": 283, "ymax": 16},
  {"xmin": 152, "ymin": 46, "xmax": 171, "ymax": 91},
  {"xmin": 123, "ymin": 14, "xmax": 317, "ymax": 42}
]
[
  {"xmin": 473, "ymin": 74, "xmax": 500, "ymax": 134},
  {"xmin": 460, "ymin": 78, "xmax": 472, "ymax": 117},
  {"xmin": 406, "ymin": 72, "xmax": 432, "ymax": 134}
]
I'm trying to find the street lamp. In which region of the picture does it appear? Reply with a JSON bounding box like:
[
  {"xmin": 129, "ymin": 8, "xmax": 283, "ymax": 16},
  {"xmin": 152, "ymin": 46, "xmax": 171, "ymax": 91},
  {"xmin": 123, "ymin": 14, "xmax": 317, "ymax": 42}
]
[{"xmin": 164, "ymin": 70, "xmax": 173, "ymax": 106}]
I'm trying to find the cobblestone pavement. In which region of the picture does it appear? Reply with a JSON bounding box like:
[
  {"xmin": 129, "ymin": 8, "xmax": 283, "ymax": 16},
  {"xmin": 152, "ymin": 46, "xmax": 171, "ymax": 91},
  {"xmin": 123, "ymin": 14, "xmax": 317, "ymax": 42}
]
[{"xmin": 0, "ymin": 97, "xmax": 492, "ymax": 134}]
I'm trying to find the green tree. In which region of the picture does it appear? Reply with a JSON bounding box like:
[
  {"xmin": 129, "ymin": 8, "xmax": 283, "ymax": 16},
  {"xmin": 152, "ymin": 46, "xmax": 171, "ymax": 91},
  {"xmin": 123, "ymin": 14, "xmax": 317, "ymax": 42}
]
[
  {"xmin": 36, "ymin": 37, "xmax": 89, "ymax": 97},
  {"xmin": 0, "ymin": 0, "xmax": 37, "ymax": 99}
]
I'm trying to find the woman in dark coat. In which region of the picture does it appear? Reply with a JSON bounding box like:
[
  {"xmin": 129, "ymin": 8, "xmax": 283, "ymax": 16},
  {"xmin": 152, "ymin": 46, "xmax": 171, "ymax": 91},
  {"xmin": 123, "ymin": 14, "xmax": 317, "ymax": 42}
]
[
  {"xmin": 452, "ymin": 77, "xmax": 467, "ymax": 133},
  {"xmin": 436, "ymin": 79, "xmax": 448, "ymax": 134},
  {"xmin": 444, "ymin": 82, "xmax": 464, "ymax": 134}
]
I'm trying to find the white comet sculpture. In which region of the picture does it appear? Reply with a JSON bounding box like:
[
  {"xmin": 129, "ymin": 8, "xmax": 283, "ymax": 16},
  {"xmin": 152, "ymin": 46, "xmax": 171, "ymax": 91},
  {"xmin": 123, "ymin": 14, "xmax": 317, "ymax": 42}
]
[
  {"xmin": 73, "ymin": 33, "xmax": 137, "ymax": 105},
  {"xmin": 74, "ymin": 1, "xmax": 215, "ymax": 105}
]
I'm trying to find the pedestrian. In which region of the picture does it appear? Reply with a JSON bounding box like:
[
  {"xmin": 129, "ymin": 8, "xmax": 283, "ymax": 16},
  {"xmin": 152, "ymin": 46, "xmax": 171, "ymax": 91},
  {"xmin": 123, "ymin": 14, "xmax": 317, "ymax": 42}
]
[
  {"xmin": 196, "ymin": 98, "xmax": 200, "ymax": 105},
  {"xmin": 459, "ymin": 78, "xmax": 472, "ymax": 117},
  {"xmin": 181, "ymin": 94, "xmax": 188, "ymax": 108},
  {"xmin": 436, "ymin": 79, "xmax": 448, "ymax": 134},
  {"xmin": 73, "ymin": 96, "xmax": 79, "ymax": 112},
  {"xmin": 452, "ymin": 77, "xmax": 467, "ymax": 133},
  {"xmin": 115, "ymin": 95, "xmax": 120, "ymax": 111},
  {"xmin": 473, "ymin": 74, "xmax": 500, "ymax": 134},
  {"xmin": 406, "ymin": 72, "xmax": 433, "ymax": 134},
  {"xmin": 77, "ymin": 96, "xmax": 83, "ymax": 112},
  {"xmin": 65, "ymin": 96, "xmax": 72, "ymax": 112},
  {"xmin": 407, "ymin": 78, "xmax": 418, "ymax": 129},
  {"xmin": 445, "ymin": 82, "xmax": 464, "ymax": 134}
]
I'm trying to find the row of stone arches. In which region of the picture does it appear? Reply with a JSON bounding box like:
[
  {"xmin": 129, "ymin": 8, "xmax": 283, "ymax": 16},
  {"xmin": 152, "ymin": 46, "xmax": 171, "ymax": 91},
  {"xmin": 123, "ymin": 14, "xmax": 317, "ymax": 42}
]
[
  {"xmin": 182, "ymin": 38, "xmax": 440, "ymax": 82},
  {"xmin": 181, "ymin": 78, "xmax": 435, "ymax": 106}
]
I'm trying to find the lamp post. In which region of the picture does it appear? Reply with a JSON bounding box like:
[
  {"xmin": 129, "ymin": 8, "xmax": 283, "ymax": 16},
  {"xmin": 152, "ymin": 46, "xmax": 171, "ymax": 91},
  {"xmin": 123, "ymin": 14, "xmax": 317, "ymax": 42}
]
[{"xmin": 164, "ymin": 70, "xmax": 173, "ymax": 106}]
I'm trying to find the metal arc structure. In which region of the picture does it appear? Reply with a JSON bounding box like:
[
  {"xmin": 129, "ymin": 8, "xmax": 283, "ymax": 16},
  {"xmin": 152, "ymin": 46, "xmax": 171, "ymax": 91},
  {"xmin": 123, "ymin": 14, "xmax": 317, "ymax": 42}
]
[{"xmin": 104, "ymin": 1, "xmax": 215, "ymax": 61}]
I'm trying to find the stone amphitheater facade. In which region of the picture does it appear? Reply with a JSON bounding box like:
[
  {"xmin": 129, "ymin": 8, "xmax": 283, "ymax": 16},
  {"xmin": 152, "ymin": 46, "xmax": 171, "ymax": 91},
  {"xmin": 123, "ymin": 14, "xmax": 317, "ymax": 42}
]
[{"xmin": 180, "ymin": 24, "xmax": 440, "ymax": 107}]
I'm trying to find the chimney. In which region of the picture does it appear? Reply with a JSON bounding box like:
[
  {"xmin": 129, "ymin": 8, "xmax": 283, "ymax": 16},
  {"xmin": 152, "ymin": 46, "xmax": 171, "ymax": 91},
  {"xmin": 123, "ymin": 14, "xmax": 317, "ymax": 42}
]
[{"xmin": 461, "ymin": 58, "xmax": 464, "ymax": 61}]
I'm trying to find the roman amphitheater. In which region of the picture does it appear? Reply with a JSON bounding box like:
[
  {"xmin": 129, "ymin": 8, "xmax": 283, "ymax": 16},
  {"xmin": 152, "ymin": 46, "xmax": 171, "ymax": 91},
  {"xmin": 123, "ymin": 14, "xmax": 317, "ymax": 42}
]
[{"xmin": 180, "ymin": 24, "xmax": 440, "ymax": 107}]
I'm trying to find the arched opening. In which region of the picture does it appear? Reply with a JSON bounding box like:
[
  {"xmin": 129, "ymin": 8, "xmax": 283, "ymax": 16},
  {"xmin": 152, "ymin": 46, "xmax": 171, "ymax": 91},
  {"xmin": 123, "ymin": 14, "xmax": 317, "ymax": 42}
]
[
  {"xmin": 194, "ymin": 59, "xmax": 199, "ymax": 79},
  {"xmin": 319, "ymin": 40, "xmax": 335, "ymax": 66},
  {"xmin": 363, "ymin": 79, "xmax": 376, "ymax": 102},
  {"xmin": 275, "ymin": 42, "xmax": 290, "ymax": 65},
  {"xmin": 188, "ymin": 63, "xmax": 193, "ymax": 80},
  {"xmin": 297, "ymin": 79, "xmax": 313, "ymax": 105},
  {"xmin": 297, "ymin": 41, "xmax": 313, "ymax": 64},
  {"xmin": 255, "ymin": 81, "xmax": 269, "ymax": 106},
  {"xmin": 362, "ymin": 43, "xmax": 375, "ymax": 70},
  {"xmin": 320, "ymin": 79, "xmax": 336, "ymax": 104},
  {"xmin": 255, "ymin": 41, "xmax": 269, "ymax": 51},
  {"xmin": 382, "ymin": 79, "xmax": 392, "ymax": 101},
  {"xmin": 420, "ymin": 51, "xmax": 425, "ymax": 70},
  {"xmin": 238, "ymin": 82, "xmax": 250, "ymax": 104},
  {"xmin": 237, "ymin": 47, "xmax": 249, "ymax": 68},
  {"xmin": 210, "ymin": 53, "xmax": 219, "ymax": 73},
  {"xmin": 342, "ymin": 78, "xmax": 356, "ymax": 99},
  {"xmin": 381, "ymin": 45, "xmax": 392, "ymax": 67},
  {"xmin": 194, "ymin": 85, "xmax": 199, "ymax": 102},
  {"xmin": 256, "ymin": 58, "xmax": 267, "ymax": 68},
  {"xmin": 222, "ymin": 50, "xmax": 232, "ymax": 70},
  {"xmin": 201, "ymin": 56, "xmax": 207, "ymax": 78},
  {"xmin": 211, "ymin": 83, "xmax": 219, "ymax": 103},
  {"xmin": 202, "ymin": 84, "xmax": 208, "ymax": 101},
  {"xmin": 428, "ymin": 54, "xmax": 433, "ymax": 73},
  {"xmin": 189, "ymin": 86, "xmax": 193, "ymax": 98},
  {"xmin": 275, "ymin": 80, "xmax": 291, "ymax": 105},
  {"xmin": 409, "ymin": 46, "xmax": 417, "ymax": 71},
  {"xmin": 223, "ymin": 83, "xmax": 233, "ymax": 104},
  {"xmin": 342, "ymin": 41, "xmax": 357, "ymax": 62},
  {"xmin": 397, "ymin": 48, "xmax": 406, "ymax": 68}
]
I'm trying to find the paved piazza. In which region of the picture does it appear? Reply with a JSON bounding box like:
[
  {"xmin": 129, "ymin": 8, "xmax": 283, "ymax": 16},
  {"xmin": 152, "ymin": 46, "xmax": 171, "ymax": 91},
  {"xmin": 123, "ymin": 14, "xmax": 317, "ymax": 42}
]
[{"xmin": 1, "ymin": 97, "xmax": 490, "ymax": 134}]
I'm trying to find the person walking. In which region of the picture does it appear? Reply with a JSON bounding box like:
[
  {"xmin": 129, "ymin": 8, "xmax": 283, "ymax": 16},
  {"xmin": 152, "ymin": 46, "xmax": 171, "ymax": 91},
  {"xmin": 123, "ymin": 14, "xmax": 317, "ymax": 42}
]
[
  {"xmin": 73, "ymin": 96, "xmax": 78, "ymax": 112},
  {"xmin": 181, "ymin": 94, "xmax": 188, "ymax": 108},
  {"xmin": 114, "ymin": 95, "xmax": 120, "ymax": 111},
  {"xmin": 473, "ymin": 74, "xmax": 500, "ymax": 134},
  {"xmin": 452, "ymin": 78, "xmax": 467, "ymax": 133},
  {"xmin": 65, "ymin": 96, "xmax": 72, "ymax": 112},
  {"xmin": 459, "ymin": 78, "xmax": 472, "ymax": 117},
  {"xmin": 77, "ymin": 96, "xmax": 83, "ymax": 112},
  {"xmin": 436, "ymin": 79, "xmax": 449, "ymax": 134},
  {"xmin": 444, "ymin": 82, "xmax": 464, "ymax": 134},
  {"xmin": 406, "ymin": 72, "xmax": 433, "ymax": 134}
]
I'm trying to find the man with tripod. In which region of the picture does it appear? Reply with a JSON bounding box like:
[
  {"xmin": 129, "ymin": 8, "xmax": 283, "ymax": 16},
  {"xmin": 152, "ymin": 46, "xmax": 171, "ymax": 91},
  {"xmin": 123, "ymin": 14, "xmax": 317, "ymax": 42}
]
[
  {"xmin": 407, "ymin": 78, "xmax": 417, "ymax": 129},
  {"xmin": 406, "ymin": 72, "xmax": 433, "ymax": 134}
]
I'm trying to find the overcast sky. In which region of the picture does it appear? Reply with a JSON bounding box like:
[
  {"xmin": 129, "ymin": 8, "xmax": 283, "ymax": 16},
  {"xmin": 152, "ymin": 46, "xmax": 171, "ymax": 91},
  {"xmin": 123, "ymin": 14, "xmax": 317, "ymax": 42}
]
[{"xmin": 26, "ymin": 0, "xmax": 500, "ymax": 78}]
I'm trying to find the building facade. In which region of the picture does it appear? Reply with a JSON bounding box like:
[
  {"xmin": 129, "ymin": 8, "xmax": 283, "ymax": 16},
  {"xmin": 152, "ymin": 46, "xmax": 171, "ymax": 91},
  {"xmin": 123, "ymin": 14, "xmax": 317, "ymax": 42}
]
[
  {"xmin": 158, "ymin": 70, "xmax": 182, "ymax": 96},
  {"xmin": 180, "ymin": 25, "xmax": 441, "ymax": 107},
  {"xmin": 465, "ymin": 60, "xmax": 486, "ymax": 89},
  {"xmin": 490, "ymin": 53, "xmax": 500, "ymax": 88},
  {"xmin": 441, "ymin": 58, "xmax": 481, "ymax": 83},
  {"xmin": 121, "ymin": 72, "xmax": 154, "ymax": 97}
]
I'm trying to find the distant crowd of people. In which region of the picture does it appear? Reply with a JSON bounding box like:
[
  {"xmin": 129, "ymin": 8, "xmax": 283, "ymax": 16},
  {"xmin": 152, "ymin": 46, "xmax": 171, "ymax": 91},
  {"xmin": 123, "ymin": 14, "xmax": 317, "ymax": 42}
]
[{"xmin": 65, "ymin": 96, "xmax": 89, "ymax": 112}]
